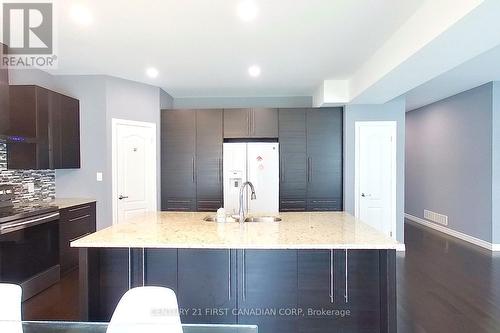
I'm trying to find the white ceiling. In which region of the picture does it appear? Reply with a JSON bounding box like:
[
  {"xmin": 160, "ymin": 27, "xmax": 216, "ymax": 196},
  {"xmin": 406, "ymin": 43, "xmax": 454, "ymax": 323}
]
[{"xmin": 49, "ymin": 0, "xmax": 424, "ymax": 97}]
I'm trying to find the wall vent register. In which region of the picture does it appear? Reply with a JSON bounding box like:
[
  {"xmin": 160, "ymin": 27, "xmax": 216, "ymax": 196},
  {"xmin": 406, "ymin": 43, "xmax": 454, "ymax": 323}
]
[{"xmin": 424, "ymin": 209, "xmax": 448, "ymax": 226}]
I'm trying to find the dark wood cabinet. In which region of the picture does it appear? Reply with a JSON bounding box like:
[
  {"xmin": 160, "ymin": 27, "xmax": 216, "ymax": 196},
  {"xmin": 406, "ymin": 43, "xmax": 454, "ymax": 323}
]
[
  {"xmin": 278, "ymin": 107, "xmax": 343, "ymax": 211},
  {"xmin": 161, "ymin": 110, "xmax": 197, "ymax": 211},
  {"xmin": 6, "ymin": 85, "xmax": 80, "ymax": 169},
  {"xmin": 238, "ymin": 250, "xmax": 298, "ymax": 333},
  {"xmin": 83, "ymin": 248, "xmax": 395, "ymax": 332},
  {"xmin": 196, "ymin": 110, "xmax": 223, "ymax": 211},
  {"xmin": 161, "ymin": 109, "xmax": 224, "ymax": 212},
  {"xmin": 56, "ymin": 94, "xmax": 81, "ymax": 168},
  {"xmin": 178, "ymin": 249, "xmax": 237, "ymax": 324},
  {"xmin": 0, "ymin": 43, "xmax": 9, "ymax": 136},
  {"xmin": 279, "ymin": 109, "xmax": 307, "ymax": 211},
  {"xmin": 59, "ymin": 202, "xmax": 96, "ymax": 275},
  {"xmin": 306, "ymin": 108, "xmax": 343, "ymax": 210},
  {"xmin": 297, "ymin": 250, "xmax": 382, "ymax": 333},
  {"xmin": 251, "ymin": 108, "xmax": 278, "ymax": 137},
  {"xmin": 223, "ymin": 108, "xmax": 278, "ymax": 138},
  {"xmin": 144, "ymin": 248, "xmax": 178, "ymax": 292},
  {"xmin": 223, "ymin": 108, "xmax": 251, "ymax": 138}
]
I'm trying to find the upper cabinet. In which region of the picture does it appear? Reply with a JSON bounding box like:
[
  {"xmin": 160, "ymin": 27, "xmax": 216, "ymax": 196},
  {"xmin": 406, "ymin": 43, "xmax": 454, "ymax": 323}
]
[
  {"xmin": 6, "ymin": 85, "xmax": 80, "ymax": 169},
  {"xmin": 0, "ymin": 44, "xmax": 9, "ymax": 136},
  {"xmin": 223, "ymin": 108, "xmax": 278, "ymax": 138}
]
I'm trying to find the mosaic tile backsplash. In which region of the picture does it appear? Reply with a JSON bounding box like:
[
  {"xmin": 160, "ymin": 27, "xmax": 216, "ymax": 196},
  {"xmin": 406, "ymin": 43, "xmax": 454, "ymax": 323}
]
[{"xmin": 0, "ymin": 142, "xmax": 56, "ymax": 203}]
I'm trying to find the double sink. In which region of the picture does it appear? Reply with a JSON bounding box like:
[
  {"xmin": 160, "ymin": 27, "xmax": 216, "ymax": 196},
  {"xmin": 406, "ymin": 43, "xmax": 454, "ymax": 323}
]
[{"xmin": 203, "ymin": 216, "xmax": 282, "ymax": 223}]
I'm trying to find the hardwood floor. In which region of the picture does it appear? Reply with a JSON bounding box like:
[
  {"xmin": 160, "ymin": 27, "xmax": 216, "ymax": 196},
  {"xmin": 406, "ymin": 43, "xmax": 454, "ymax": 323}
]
[
  {"xmin": 398, "ymin": 221, "xmax": 500, "ymax": 333},
  {"xmin": 21, "ymin": 222, "xmax": 500, "ymax": 332},
  {"xmin": 22, "ymin": 268, "xmax": 80, "ymax": 321}
]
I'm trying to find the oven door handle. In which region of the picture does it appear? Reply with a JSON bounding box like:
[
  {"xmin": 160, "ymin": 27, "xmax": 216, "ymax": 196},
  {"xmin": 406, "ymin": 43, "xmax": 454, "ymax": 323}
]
[{"xmin": 0, "ymin": 212, "xmax": 60, "ymax": 234}]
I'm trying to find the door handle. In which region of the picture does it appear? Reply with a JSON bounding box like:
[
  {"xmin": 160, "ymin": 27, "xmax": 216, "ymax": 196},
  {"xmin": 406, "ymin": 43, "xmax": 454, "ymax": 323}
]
[
  {"xmin": 118, "ymin": 195, "xmax": 129, "ymax": 200},
  {"xmin": 361, "ymin": 193, "xmax": 371, "ymax": 198}
]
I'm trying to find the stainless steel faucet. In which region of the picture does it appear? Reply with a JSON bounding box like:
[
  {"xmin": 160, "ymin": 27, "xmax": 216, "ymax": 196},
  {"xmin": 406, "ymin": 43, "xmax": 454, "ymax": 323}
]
[{"xmin": 239, "ymin": 181, "xmax": 256, "ymax": 224}]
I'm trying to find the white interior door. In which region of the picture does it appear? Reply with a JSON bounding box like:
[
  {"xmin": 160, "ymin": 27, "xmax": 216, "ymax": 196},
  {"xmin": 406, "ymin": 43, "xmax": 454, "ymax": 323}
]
[
  {"xmin": 113, "ymin": 119, "xmax": 156, "ymax": 224},
  {"xmin": 355, "ymin": 121, "xmax": 396, "ymax": 238}
]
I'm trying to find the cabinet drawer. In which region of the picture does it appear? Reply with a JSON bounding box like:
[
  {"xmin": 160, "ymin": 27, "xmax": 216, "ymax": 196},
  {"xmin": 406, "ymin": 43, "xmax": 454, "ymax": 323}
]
[
  {"xmin": 61, "ymin": 203, "xmax": 94, "ymax": 220},
  {"xmin": 165, "ymin": 199, "xmax": 195, "ymax": 211},
  {"xmin": 197, "ymin": 200, "xmax": 222, "ymax": 212},
  {"xmin": 60, "ymin": 213, "xmax": 94, "ymax": 274},
  {"xmin": 307, "ymin": 198, "xmax": 342, "ymax": 211},
  {"xmin": 280, "ymin": 199, "xmax": 306, "ymax": 212}
]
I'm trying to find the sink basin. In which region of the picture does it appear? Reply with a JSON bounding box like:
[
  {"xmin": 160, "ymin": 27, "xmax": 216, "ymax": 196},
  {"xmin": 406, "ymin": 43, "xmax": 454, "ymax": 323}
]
[
  {"xmin": 244, "ymin": 216, "xmax": 282, "ymax": 223},
  {"xmin": 203, "ymin": 216, "xmax": 239, "ymax": 223},
  {"xmin": 203, "ymin": 216, "xmax": 281, "ymax": 223}
]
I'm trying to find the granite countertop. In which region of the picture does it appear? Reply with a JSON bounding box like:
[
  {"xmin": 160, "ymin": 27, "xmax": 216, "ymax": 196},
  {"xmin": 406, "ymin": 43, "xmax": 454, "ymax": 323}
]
[
  {"xmin": 71, "ymin": 211, "xmax": 403, "ymax": 250},
  {"xmin": 49, "ymin": 198, "xmax": 96, "ymax": 209}
]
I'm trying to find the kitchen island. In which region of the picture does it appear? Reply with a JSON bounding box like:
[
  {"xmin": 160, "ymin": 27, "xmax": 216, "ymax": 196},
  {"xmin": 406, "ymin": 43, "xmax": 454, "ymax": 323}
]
[{"xmin": 73, "ymin": 212, "xmax": 400, "ymax": 333}]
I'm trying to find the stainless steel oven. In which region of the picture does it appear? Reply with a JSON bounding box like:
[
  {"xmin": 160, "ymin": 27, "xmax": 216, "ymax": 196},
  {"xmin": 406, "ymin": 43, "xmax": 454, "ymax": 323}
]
[{"xmin": 0, "ymin": 185, "xmax": 60, "ymax": 301}]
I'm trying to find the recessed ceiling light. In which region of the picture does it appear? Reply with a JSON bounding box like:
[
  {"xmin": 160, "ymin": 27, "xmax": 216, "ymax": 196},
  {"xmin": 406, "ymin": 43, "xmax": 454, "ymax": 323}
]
[
  {"xmin": 248, "ymin": 65, "xmax": 261, "ymax": 78},
  {"xmin": 70, "ymin": 4, "xmax": 93, "ymax": 26},
  {"xmin": 146, "ymin": 67, "xmax": 159, "ymax": 78},
  {"xmin": 237, "ymin": 1, "xmax": 258, "ymax": 22}
]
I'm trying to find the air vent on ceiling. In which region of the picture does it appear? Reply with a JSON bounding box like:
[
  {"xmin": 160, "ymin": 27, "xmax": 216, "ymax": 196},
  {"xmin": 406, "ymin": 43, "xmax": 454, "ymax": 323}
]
[{"xmin": 424, "ymin": 209, "xmax": 448, "ymax": 226}]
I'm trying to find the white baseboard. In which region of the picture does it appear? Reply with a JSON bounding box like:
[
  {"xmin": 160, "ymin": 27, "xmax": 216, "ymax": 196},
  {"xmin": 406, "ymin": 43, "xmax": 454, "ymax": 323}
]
[{"xmin": 405, "ymin": 213, "xmax": 500, "ymax": 251}]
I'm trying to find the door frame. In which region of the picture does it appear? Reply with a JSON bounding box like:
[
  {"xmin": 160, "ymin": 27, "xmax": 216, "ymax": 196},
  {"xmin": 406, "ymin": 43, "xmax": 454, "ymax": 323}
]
[
  {"xmin": 354, "ymin": 121, "xmax": 397, "ymax": 238},
  {"xmin": 112, "ymin": 118, "xmax": 157, "ymax": 225}
]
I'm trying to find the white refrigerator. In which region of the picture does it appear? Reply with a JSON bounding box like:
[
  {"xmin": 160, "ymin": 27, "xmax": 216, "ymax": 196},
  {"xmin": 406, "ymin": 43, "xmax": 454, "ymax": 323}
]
[{"xmin": 223, "ymin": 142, "xmax": 279, "ymax": 215}]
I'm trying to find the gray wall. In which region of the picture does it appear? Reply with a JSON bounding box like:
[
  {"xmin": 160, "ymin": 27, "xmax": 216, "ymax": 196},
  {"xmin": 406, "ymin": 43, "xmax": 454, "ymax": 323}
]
[
  {"xmin": 9, "ymin": 70, "xmax": 164, "ymax": 230},
  {"xmin": 344, "ymin": 97, "xmax": 406, "ymax": 242},
  {"xmin": 405, "ymin": 83, "xmax": 493, "ymax": 242},
  {"xmin": 172, "ymin": 96, "xmax": 312, "ymax": 109},
  {"xmin": 492, "ymin": 82, "xmax": 500, "ymax": 244},
  {"xmin": 104, "ymin": 77, "xmax": 163, "ymax": 214}
]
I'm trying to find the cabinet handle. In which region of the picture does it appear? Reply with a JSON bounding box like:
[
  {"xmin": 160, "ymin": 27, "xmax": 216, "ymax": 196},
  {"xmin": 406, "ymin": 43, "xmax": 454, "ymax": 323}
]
[
  {"xmin": 69, "ymin": 214, "xmax": 91, "ymax": 223},
  {"xmin": 218, "ymin": 158, "xmax": 222, "ymax": 184},
  {"xmin": 280, "ymin": 158, "xmax": 284, "ymax": 182},
  {"xmin": 309, "ymin": 157, "xmax": 313, "ymax": 183},
  {"xmin": 68, "ymin": 205, "xmax": 91, "ymax": 212},
  {"xmin": 330, "ymin": 249, "xmax": 334, "ymax": 303},
  {"xmin": 69, "ymin": 231, "xmax": 92, "ymax": 243},
  {"xmin": 192, "ymin": 157, "xmax": 195, "ymax": 183},
  {"xmin": 345, "ymin": 249, "xmax": 349, "ymax": 303},
  {"xmin": 307, "ymin": 157, "xmax": 311, "ymax": 183},
  {"xmin": 228, "ymin": 250, "xmax": 231, "ymax": 300},
  {"xmin": 242, "ymin": 249, "xmax": 246, "ymax": 301}
]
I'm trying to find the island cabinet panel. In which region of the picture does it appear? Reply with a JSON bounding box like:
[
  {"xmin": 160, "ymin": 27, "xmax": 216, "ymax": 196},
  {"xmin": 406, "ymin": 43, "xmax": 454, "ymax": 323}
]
[
  {"xmin": 306, "ymin": 108, "xmax": 343, "ymax": 211},
  {"xmin": 278, "ymin": 108, "xmax": 307, "ymax": 211},
  {"xmin": 196, "ymin": 110, "xmax": 223, "ymax": 211},
  {"xmin": 161, "ymin": 110, "xmax": 197, "ymax": 211},
  {"xmin": 298, "ymin": 250, "xmax": 383, "ymax": 333},
  {"xmin": 237, "ymin": 250, "xmax": 298, "ymax": 333},
  {"xmin": 80, "ymin": 247, "xmax": 396, "ymax": 333},
  {"xmin": 177, "ymin": 249, "xmax": 237, "ymax": 324},
  {"xmin": 144, "ymin": 248, "xmax": 178, "ymax": 292}
]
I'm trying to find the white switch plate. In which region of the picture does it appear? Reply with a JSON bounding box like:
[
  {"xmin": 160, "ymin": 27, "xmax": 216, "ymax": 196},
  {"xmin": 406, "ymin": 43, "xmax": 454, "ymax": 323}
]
[{"xmin": 96, "ymin": 172, "xmax": 103, "ymax": 182}]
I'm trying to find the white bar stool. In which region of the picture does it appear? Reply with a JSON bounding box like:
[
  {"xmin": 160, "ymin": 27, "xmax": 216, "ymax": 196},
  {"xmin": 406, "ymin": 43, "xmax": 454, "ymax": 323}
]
[
  {"xmin": 0, "ymin": 283, "xmax": 22, "ymax": 321},
  {"xmin": 107, "ymin": 286, "xmax": 183, "ymax": 333}
]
